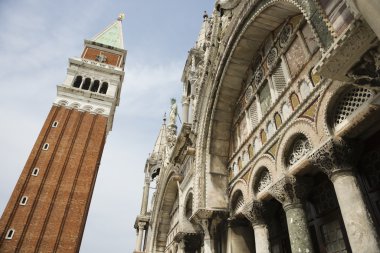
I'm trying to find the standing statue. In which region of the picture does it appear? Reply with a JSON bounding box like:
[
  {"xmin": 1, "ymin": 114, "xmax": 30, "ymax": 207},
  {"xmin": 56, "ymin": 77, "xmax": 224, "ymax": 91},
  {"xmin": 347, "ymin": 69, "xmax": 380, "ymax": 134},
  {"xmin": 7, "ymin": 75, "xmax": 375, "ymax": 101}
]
[{"xmin": 169, "ymin": 98, "xmax": 178, "ymax": 126}]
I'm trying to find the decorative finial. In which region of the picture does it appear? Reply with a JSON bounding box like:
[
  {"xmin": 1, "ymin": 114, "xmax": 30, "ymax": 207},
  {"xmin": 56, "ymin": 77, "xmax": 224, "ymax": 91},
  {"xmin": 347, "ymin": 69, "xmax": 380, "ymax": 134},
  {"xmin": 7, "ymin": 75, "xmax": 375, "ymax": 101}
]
[
  {"xmin": 163, "ymin": 113, "xmax": 167, "ymax": 124},
  {"xmin": 118, "ymin": 13, "xmax": 125, "ymax": 21}
]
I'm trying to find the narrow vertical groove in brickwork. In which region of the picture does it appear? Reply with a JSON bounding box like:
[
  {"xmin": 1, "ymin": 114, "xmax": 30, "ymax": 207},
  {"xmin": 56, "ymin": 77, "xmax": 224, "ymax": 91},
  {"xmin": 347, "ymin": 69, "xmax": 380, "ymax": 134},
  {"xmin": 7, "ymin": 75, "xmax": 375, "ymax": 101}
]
[
  {"xmin": 0, "ymin": 106, "xmax": 59, "ymax": 247},
  {"xmin": 53, "ymin": 113, "xmax": 98, "ymax": 253},
  {"xmin": 15, "ymin": 108, "xmax": 73, "ymax": 252},
  {"xmin": 75, "ymin": 116, "xmax": 107, "ymax": 251},
  {"xmin": 34, "ymin": 110, "xmax": 85, "ymax": 252}
]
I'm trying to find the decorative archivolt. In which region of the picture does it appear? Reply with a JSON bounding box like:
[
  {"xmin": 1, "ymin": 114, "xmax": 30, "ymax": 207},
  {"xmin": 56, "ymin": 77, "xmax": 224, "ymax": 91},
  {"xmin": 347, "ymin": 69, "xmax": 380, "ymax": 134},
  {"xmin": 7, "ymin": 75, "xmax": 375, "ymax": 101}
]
[
  {"xmin": 287, "ymin": 135, "xmax": 312, "ymax": 166},
  {"xmin": 333, "ymin": 86, "xmax": 375, "ymax": 126},
  {"xmin": 229, "ymin": 179, "xmax": 249, "ymax": 203},
  {"xmin": 315, "ymin": 82, "xmax": 376, "ymax": 139},
  {"xmin": 248, "ymin": 155, "xmax": 276, "ymax": 198},
  {"xmin": 252, "ymin": 168, "xmax": 273, "ymax": 197},
  {"xmin": 230, "ymin": 190, "xmax": 245, "ymax": 216},
  {"xmin": 276, "ymin": 119, "xmax": 318, "ymax": 172}
]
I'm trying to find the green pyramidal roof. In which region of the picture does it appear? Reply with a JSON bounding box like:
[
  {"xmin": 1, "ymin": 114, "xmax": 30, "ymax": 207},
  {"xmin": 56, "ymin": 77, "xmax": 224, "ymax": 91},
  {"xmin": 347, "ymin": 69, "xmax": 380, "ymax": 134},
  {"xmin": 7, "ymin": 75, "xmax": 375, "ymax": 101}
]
[{"xmin": 92, "ymin": 15, "xmax": 124, "ymax": 49}]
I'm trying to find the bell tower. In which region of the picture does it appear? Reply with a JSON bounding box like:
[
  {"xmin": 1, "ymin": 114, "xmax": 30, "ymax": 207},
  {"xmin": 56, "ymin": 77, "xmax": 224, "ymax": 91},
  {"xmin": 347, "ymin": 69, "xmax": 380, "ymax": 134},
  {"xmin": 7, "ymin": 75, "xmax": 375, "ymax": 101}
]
[{"xmin": 0, "ymin": 14, "xmax": 127, "ymax": 253}]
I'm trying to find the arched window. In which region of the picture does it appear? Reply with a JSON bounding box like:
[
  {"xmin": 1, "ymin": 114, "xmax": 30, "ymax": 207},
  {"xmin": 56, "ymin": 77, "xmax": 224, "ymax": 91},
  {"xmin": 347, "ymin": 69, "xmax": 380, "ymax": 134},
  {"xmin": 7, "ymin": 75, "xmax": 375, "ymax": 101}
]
[
  {"xmin": 259, "ymin": 81, "xmax": 272, "ymax": 115},
  {"xmin": 81, "ymin": 78, "xmax": 91, "ymax": 90},
  {"xmin": 185, "ymin": 193, "xmax": 193, "ymax": 219},
  {"xmin": 254, "ymin": 168, "xmax": 272, "ymax": 194},
  {"xmin": 99, "ymin": 82, "xmax": 108, "ymax": 94},
  {"xmin": 333, "ymin": 87, "xmax": 374, "ymax": 127},
  {"xmin": 72, "ymin": 76, "xmax": 82, "ymax": 88},
  {"xmin": 91, "ymin": 80, "xmax": 100, "ymax": 92},
  {"xmin": 287, "ymin": 135, "xmax": 312, "ymax": 166},
  {"xmin": 248, "ymin": 100, "xmax": 258, "ymax": 129},
  {"xmin": 271, "ymin": 63, "xmax": 287, "ymax": 94}
]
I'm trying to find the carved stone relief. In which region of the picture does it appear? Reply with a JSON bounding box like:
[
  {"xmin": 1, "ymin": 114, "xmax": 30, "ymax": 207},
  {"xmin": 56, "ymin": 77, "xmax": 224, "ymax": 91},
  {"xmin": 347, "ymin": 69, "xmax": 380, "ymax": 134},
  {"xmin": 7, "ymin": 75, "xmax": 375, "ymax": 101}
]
[
  {"xmin": 308, "ymin": 137, "xmax": 357, "ymax": 178},
  {"xmin": 268, "ymin": 175, "xmax": 312, "ymax": 207}
]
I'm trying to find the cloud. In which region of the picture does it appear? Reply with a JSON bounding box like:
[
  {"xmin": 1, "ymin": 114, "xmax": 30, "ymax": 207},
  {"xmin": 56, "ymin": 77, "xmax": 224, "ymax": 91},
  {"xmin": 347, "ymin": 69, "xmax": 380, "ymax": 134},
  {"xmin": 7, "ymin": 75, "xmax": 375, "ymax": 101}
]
[{"xmin": 0, "ymin": 0, "xmax": 213, "ymax": 252}]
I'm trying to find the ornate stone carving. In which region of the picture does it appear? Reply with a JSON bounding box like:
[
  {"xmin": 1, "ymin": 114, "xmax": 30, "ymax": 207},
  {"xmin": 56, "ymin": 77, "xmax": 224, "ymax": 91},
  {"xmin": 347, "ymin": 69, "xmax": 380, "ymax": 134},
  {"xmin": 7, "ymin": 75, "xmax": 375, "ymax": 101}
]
[
  {"xmin": 245, "ymin": 86, "xmax": 253, "ymax": 103},
  {"xmin": 308, "ymin": 137, "xmax": 357, "ymax": 178},
  {"xmin": 266, "ymin": 48, "xmax": 278, "ymax": 68},
  {"xmin": 241, "ymin": 200, "xmax": 264, "ymax": 225},
  {"xmin": 254, "ymin": 169, "xmax": 272, "ymax": 194},
  {"xmin": 288, "ymin": 137, "xmax": 312, "ymax": 166},
  {"xmin": 254, "ymin": 67, "xmax": 264, "ymax": 87},
  {"xmin": 279, "ymin": 24, "xmax": 293, "ymax": 48},
  {"xmin": 268, "ymin": 175, "xmax": 312, "ymax": 207},
  {"xmin": 347, "ymin": 46, "xmax": 380, "ymax": 88}
]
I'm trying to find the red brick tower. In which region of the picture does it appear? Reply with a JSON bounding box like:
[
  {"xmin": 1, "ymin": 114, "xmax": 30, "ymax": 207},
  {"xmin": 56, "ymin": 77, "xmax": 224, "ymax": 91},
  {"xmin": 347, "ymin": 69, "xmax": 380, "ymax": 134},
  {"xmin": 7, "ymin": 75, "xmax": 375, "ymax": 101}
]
[{"xmin": 0, "ymin": 14, "xmax": 126, "ymax": 253}]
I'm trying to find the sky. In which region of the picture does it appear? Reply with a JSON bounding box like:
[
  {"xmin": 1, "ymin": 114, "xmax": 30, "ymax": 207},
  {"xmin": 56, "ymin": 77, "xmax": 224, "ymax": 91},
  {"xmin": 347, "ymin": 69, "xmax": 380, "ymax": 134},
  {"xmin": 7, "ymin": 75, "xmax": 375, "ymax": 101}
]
[{"xmin": 0, "ymin": 0, "xmax": 213, "ymax": 252}]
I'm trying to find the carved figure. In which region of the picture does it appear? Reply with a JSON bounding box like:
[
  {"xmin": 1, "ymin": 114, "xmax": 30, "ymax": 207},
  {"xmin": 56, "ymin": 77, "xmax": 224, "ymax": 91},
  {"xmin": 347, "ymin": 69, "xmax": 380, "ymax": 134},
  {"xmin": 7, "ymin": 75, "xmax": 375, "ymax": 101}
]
[{"xmin": 169, "ymin": 98, "xmax": 178, "ymax": 126}]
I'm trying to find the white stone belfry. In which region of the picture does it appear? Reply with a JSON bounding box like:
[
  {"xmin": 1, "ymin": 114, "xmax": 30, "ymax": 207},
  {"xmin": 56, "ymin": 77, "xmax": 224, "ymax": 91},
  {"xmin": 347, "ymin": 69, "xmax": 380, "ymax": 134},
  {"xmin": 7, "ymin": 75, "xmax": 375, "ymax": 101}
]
[{"xmin": 54, "ymin": 15, "xmax": 127, "ymax": 133}]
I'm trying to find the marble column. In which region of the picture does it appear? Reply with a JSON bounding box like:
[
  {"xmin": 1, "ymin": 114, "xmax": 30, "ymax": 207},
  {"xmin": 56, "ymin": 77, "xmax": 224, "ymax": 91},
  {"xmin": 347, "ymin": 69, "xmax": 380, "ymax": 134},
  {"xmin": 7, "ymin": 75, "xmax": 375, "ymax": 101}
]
[
  {"xmin": 140, "ymin": 175, "xmax": 150, "ymax": 215},
  {"xmin": 268, "ymin": 176, "xmax": 314, "ymax": 253},
  {"xmin": 198, "ymin": 219, "xmax": 213, "ymax": 253},
  {"xmin": 242, "ymin": 200, "xmax": 270, "ymax": 253},
  {"xmin": 309, "ymin": 137, "xmax": 380, "ymax": 253},
  {"xmin": 135, "ymin": 222, "xmax": 145, "ymax": 252},
  {"xmin": 182, "ymin": 96, "xmax": 190, "ymax": 123},
  {"xmin": 345, "ymin": 0, "xmax": 380, "ymax": 40}
]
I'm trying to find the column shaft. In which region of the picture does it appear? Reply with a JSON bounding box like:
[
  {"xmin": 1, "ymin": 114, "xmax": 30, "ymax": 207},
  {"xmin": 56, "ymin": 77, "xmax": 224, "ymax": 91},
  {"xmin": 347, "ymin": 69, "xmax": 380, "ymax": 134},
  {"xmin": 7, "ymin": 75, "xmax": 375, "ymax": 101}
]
[
  {"xmin": 135, "ymin": 227, "xmax": 144, "ymax": 252},
  {"xmin": 284, "ymin": 204, "xmax": 314, "ymax": 253},
  {"xmin": 332, "ymin": 172, "xmax": 380, "ymax": 252},
  {"xmin": 140, "ymin": 180, "xmax": 150, "ymax": 215},
  {"xmin": 182, "ymin": 97, "xmax": 190, "ymax": 123},
  {"xmin": 253, "ymin": 224, "xmax": 270, "ymax": 253}
]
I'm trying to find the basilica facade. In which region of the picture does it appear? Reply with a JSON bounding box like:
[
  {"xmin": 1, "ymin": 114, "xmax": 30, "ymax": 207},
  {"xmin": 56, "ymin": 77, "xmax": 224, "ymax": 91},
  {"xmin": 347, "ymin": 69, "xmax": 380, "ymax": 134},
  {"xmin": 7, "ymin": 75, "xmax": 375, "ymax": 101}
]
[{"xmin": 134, "ymin": 0, "xmax": 380, "ymax": 252}]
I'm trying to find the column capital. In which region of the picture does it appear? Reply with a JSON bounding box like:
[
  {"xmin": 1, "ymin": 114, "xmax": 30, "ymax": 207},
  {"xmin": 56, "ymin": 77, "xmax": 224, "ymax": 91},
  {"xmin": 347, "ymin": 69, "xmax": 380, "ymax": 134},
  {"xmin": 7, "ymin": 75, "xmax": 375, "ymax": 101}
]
[
  {"xmin": 241, "ymin": 200, "xmax": 265, "ymax": 226},
  {"xmin": 268, "ymin": 176, "xmax": 312, "ymax": 208},
  {"xmin": 137, "ymin": 222, "xmax": 146, "ymax": 230},
  {"xmin": 308, "ymin": 137, "xmax": 357, "ymax": 178}
]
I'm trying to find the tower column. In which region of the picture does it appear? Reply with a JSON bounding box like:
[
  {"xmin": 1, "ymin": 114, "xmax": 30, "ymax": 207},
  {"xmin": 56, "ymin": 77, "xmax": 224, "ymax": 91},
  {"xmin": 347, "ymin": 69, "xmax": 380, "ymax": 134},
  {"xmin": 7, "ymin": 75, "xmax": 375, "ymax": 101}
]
[
  {"xmin": 182, "ymin": 96, "xmax": 190, "ymax": 123},
  {"xmin": 140, "ymin": 174, "xmax": 150, "ymax": 215},
  {"xmin": 135, "ymin": 222, "xmax": 145, "ymax": 252}
]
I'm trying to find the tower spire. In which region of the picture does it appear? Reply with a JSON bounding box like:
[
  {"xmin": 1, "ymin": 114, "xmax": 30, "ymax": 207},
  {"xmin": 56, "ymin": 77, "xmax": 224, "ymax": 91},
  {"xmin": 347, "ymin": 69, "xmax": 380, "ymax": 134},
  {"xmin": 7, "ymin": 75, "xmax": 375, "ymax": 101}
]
[{"xmin": 92, "ymin": 14, "xmax": 125, "ymax": 49}]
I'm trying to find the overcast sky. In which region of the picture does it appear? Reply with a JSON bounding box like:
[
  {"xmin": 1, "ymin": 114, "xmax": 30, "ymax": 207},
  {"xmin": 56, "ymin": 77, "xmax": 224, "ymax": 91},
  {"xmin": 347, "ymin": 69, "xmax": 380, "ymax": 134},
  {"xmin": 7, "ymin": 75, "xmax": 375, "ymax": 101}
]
[{"xmin": 0, "ymin": 0, "xmax": 213, "ymax": 251}]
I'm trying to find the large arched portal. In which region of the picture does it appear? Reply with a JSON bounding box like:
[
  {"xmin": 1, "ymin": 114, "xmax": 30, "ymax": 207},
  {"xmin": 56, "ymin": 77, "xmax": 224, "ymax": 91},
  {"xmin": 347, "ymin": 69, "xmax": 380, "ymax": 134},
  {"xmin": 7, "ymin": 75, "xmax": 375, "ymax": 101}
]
[{"xmin": 152, "ymin": 173, "xmax": 179, "ymax": 252}]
